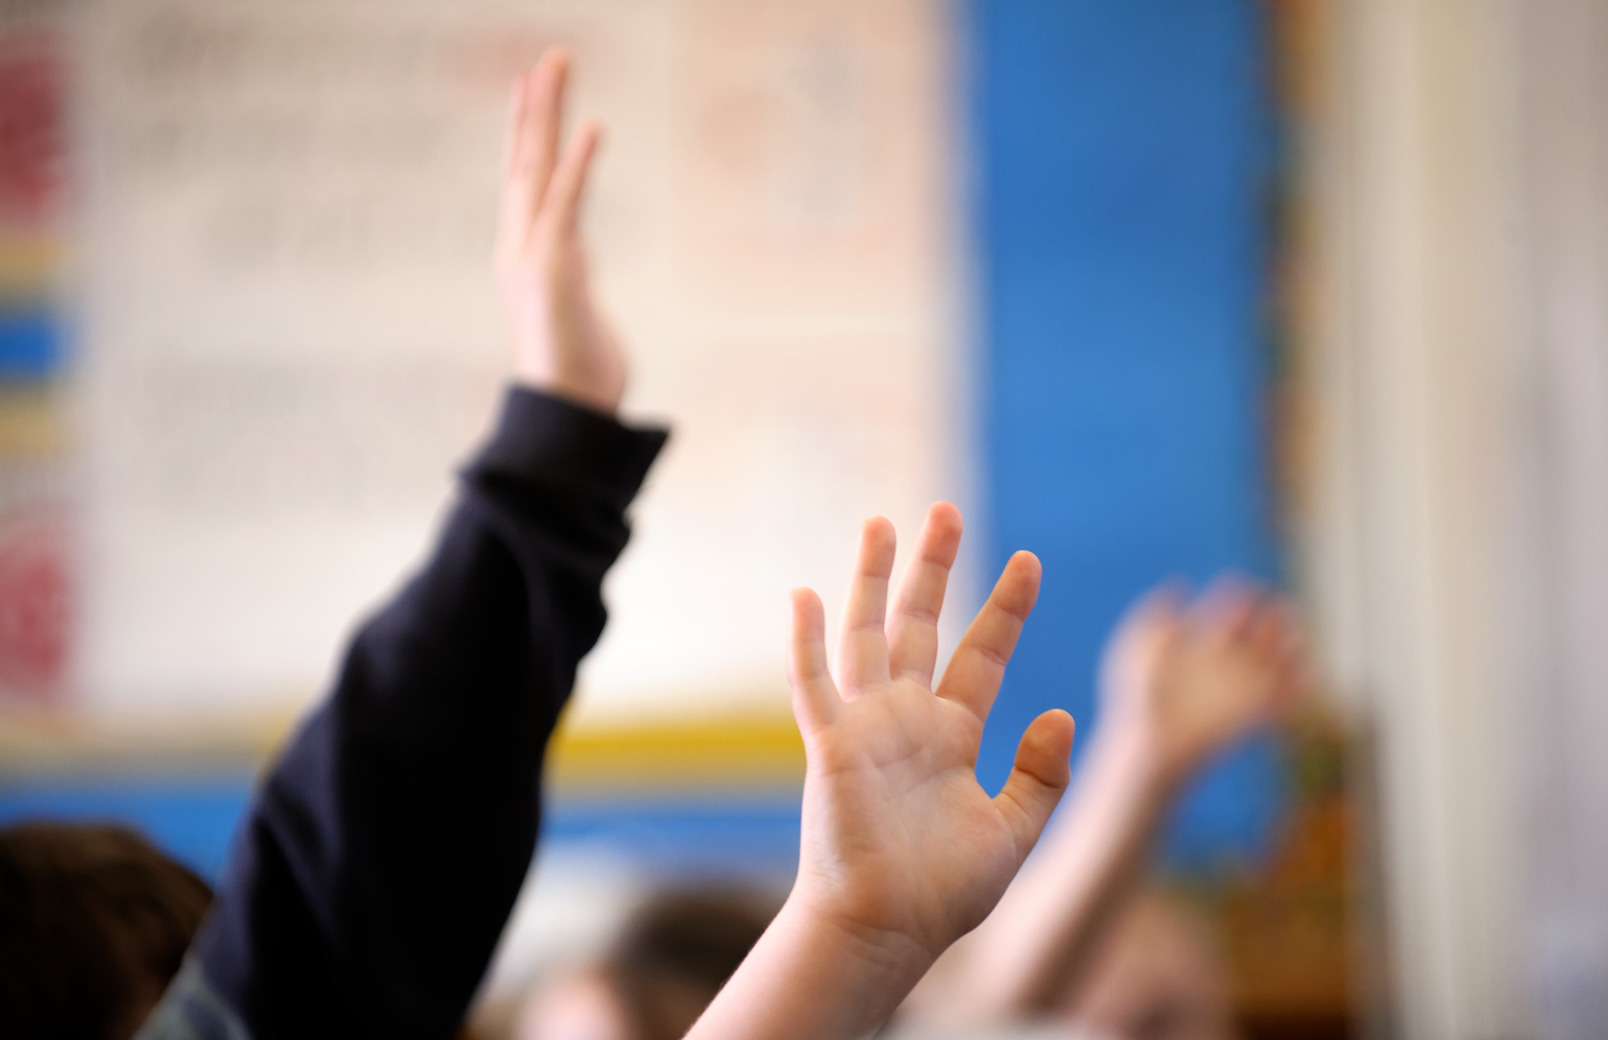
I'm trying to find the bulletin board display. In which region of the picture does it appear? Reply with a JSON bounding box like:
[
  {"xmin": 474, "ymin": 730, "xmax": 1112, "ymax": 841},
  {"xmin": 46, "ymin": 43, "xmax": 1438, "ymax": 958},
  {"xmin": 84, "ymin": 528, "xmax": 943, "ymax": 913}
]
[{"xmin": 0, "ymin": 0, "xmax": 969, "ymax": 730}]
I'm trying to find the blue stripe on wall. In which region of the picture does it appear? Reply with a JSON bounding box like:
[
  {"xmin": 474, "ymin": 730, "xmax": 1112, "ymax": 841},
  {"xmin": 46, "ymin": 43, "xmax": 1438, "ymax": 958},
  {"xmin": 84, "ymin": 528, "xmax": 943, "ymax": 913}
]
[
  {"xmin": 0, "ymin": 308, "xmax": 68, "ymax": 380},
  {"xmin": 0, "ymin": 777, "xmax": 803, "ymax": 883},
  {"xmin": 968, "ymin": 0, "xmax": 1282, "ymax": 870},
  {"xmin": 0, "ymin": 775, "xmax": 254, "ymax": 880}
]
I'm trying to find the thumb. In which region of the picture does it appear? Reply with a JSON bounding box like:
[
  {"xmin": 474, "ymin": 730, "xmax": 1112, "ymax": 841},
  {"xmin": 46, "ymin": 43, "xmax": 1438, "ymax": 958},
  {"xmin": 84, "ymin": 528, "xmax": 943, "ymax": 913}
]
[{"xmin": 993, "ymin": 709, "xmax": 1075, "ymax": 858}]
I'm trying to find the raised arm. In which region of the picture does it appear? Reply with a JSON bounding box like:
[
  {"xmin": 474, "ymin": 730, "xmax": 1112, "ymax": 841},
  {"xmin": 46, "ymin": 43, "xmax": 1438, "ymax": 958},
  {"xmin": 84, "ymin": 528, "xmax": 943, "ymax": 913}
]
[
  {"xmin": 685, "ymin": 504, "xmax": 1076, "ymax": 1040},
  {"xmin": 910, "ymin": 580, "xmax": 1306, "ymax": 1023},
  {"xmin": 141, "ymin": 51, "xmax": 665, "ymax": 1040}
]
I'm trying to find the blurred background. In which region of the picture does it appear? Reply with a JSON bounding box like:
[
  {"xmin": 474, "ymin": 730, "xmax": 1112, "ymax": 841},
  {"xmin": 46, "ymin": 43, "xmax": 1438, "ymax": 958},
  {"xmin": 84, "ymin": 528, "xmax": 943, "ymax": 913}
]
[{"xmin": 1, "ymin": 0, "xmax": 1605, "ymax": 1038}]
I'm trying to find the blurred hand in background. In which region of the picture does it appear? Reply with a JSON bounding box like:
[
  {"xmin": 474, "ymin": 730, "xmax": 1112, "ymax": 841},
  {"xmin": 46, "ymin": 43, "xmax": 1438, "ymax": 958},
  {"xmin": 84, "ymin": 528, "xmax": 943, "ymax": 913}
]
[
  {"xmin": 1099, "ymin": 580, "xmax": 1306, "ymax": 794},
  {"xmin": 496, "ymin": 48, "xmax": 626, "ymax": 415},
  {"xmin": 907, "ymin": 577, "xmax": 1307, "ymax": 1037}
]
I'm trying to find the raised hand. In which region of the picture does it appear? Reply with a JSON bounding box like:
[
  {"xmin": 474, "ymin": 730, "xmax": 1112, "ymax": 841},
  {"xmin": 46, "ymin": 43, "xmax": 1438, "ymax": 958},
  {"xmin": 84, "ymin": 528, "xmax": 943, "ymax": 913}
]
[
  {"xmin": 683, "ymin": 506, "xmax": 1073, "ymax": 1040},
  {"xmin": 496, "ymin": 49, "xmax": 626, "ymax": 414},
  {"xmin": 788, "ymin": 503, "xmax": 1076, "ymax": 961},
  {"xmin": 1099, "ymin": 579, "xmax": 1306, "ymax": 789}
]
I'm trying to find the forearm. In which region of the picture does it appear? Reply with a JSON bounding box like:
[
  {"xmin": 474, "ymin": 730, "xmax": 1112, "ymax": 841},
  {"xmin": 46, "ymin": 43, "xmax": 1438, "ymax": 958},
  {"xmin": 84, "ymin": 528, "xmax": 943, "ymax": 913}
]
[
  {"xmin": 918, "ymin": 721, "xmax": 1178, "ymax": 1020},
  {"xmin": 687, "ymin": 895, "xmax": 934, "ymax": 1040},
  {"xmin": 185, "ymin": 388, "xmax": 666, "ymax": 1037}
]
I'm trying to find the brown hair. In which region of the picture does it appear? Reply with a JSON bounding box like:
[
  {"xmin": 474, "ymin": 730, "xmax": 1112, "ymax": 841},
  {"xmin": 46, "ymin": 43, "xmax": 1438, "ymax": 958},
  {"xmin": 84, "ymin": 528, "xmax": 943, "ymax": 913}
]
[
  {"xmin": 601, "ymin": 886, "xmax": 777, "ymax": 1040},
  {"xmin": 0, "ymin": 821, "xmax": 213, "ymax": 1040}
]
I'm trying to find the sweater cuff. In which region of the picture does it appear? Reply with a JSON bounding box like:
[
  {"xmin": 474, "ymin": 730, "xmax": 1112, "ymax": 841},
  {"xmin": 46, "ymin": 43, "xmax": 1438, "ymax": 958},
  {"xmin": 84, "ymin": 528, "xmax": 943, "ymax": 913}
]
[{"xmin": 465, "ymin": 387, "xmax": 669, "ymax": 512}]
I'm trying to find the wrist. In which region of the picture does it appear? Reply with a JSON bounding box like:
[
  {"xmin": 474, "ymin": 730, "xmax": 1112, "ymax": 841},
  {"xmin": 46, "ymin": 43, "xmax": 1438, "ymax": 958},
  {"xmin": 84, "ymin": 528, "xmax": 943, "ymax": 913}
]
[
  {"xmin": 509, "ymin": 371, "xmax": 622, "ymax": 416},
  {"xmin": 1087, "ymin": 715, "xmax": 1188, "ymax": 805},
  {"xmin": 687, "ymin": 890, "xmax": 934, "ymax": 1040},
  {"xmin": 778, "ymin": 885, "xmax": 937, "ymax": 997}
]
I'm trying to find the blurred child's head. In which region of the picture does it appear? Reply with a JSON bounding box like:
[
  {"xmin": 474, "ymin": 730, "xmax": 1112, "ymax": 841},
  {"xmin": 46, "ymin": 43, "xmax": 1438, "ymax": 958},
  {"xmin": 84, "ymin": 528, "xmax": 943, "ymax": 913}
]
[
  {"xmin": 518, "ymin": 885, "xmax": 775, "ymax": 1040},
  {"xmin": 0, "ymin": 822, "xmax": 212, "ymax": 1040}
]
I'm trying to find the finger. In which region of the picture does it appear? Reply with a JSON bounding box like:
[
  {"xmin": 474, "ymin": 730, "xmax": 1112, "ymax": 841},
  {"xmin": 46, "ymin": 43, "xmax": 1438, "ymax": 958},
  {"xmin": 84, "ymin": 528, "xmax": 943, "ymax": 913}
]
[
  {"xmin": 540, "ymin": 118, "xmax": 603, "ymax": 242},
  {"xmin": 1270, "ymin": 606, "xmax": 1311, "ymax": 712},
  {"xmin": 1097, "ymin": 581, "xmax": 1187, "ymax": 701},
  {"xmin": 1246, "ymin": 598, "xmax": 1290, "ymax": 658},
  {"xmin": 887, "ymin": 502, "xmax": 963, "ymax": 686},
  {"xmin": 497, "ymin": 59, "xmax": 566, "ymax": 251},
  {"xmin": 1106, "ymin": 581, "xmax": 1187, "ymax": 662},
  {"xmin": 937, "ymin": 550, "xmax": 1041, "ymax": 720},
  {"xmin": 788, "ymin": 587, "xmax": 841, "ymax": 734},
  {"xmin": 1121, "ymin": 580, "xmax": 1188, "ymax": 630},
  {"xmin": 1193, "ymin": 574, "xmax": 1260, "ymax": 643},
  {"xmin": 496, "ymin": 71, "xmax": 535, "ymax": 250},
  {"xmin": 500, "ymin": 70, "xmax": 531, "ymax": 180},
  {"xmin": 994, "ymin": 709, "xmax": 1075, "ymax": 858},
  {"xmin": 834, "ymin": 517, "xmax": 896, "ymax": 692},
  {"xmin": 514, "ymin": 50, "xmax": 572, "ymax": 220}
]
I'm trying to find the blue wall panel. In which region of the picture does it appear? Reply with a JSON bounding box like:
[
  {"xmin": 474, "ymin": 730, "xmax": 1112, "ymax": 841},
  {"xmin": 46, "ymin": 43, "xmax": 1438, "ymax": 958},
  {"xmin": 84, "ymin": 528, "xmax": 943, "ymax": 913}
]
[{"xmin": 968, "ymin": 0, "xmax": 1281, "ymax": 868}]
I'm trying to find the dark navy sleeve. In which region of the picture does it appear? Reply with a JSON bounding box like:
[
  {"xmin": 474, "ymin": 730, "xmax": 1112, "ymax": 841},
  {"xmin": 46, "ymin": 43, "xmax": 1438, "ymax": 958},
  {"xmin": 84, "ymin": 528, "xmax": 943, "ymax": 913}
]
[{"xmin": 150, "ymin": 388, "xmax": 667, "ymax": 1040}]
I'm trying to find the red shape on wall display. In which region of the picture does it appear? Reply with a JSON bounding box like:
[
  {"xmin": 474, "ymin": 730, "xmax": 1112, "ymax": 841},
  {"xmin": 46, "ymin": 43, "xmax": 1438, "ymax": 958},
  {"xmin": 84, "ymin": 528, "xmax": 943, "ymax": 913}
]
[
  {"xmin": 0, "ymin": 512, "xmax": 71, "ymax": 704},
  {"xmin": 0, "ymin": 31, "xmax": 65, "ymax": 227}
]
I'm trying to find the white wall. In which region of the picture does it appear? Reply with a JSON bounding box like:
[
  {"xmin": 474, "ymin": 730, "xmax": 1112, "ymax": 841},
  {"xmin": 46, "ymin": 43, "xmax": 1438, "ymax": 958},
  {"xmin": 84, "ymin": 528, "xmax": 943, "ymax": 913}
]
[
  {"xmin": 1319, "ymin": 0, "xmax": 1608, "ymax": 1035},
  {"xmin": 1504, "ymin": 0, "xmax": 1608, "ymax": 1034},
  {"xmin": 1321, "ymin": 1, "xmax": 1525, "ymax": 1036}
]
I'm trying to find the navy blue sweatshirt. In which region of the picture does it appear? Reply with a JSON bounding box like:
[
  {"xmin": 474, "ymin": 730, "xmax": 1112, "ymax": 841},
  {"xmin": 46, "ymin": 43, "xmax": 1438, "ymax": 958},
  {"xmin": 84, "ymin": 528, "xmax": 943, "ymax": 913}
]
[{"xmin": 138, "ymin": 388, "xmax": 667, "ymax": 1040}]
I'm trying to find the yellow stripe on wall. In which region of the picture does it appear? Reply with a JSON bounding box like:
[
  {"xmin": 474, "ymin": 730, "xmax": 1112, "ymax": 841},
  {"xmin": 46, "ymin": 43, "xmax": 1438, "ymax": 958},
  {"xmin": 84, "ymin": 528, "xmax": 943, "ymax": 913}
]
[
  {"xmin": 0, "ymin": 707, "xmax": 807, "ymax": 795},
  {"xmin": 0, "ymin": 237, "xmax": 62, "ymax": 302},
  {"xmin": 547, "ymin": 713, "xmax": 805, "ymax": 794},
  {"xmin": 0, "ymin": 387, "xmax": 67, "ymax": 460}
]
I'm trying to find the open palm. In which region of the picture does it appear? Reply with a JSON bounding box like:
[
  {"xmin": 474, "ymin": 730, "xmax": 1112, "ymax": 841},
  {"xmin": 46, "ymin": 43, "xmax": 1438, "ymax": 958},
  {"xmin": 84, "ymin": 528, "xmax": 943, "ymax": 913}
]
[{"xmin": 788, "ymin": 504, "xmax": 1076, "ymax": 960}]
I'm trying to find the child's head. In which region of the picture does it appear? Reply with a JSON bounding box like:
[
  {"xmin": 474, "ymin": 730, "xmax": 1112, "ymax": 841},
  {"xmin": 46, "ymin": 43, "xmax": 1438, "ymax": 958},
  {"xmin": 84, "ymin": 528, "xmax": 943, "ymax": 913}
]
[
  {"xmin": 0, "ymin": 822, "xmax": 212, "ymax": 1040},
  {"xmin": 517, "ymin": 885, "xmax": 776, "ymax": 1040}
]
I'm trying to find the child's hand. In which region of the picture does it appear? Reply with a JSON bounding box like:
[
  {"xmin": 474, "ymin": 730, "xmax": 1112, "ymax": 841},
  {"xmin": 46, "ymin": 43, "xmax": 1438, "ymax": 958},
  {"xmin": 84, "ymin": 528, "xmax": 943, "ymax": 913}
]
[
  {"xmin": 496, "ymin": 50, "xmax": 626, "ymax": 414},
  {"xmin": 787, "ymin": 503, "xmax": 1077, "ymax": 964},
  {"xmin": 683, "ymin": 506, "xmax": 1072, "ymax": 1040},
  {"xmin": 1099, "ymin": 579, "xmax": 1306, "ymax": 790}
]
